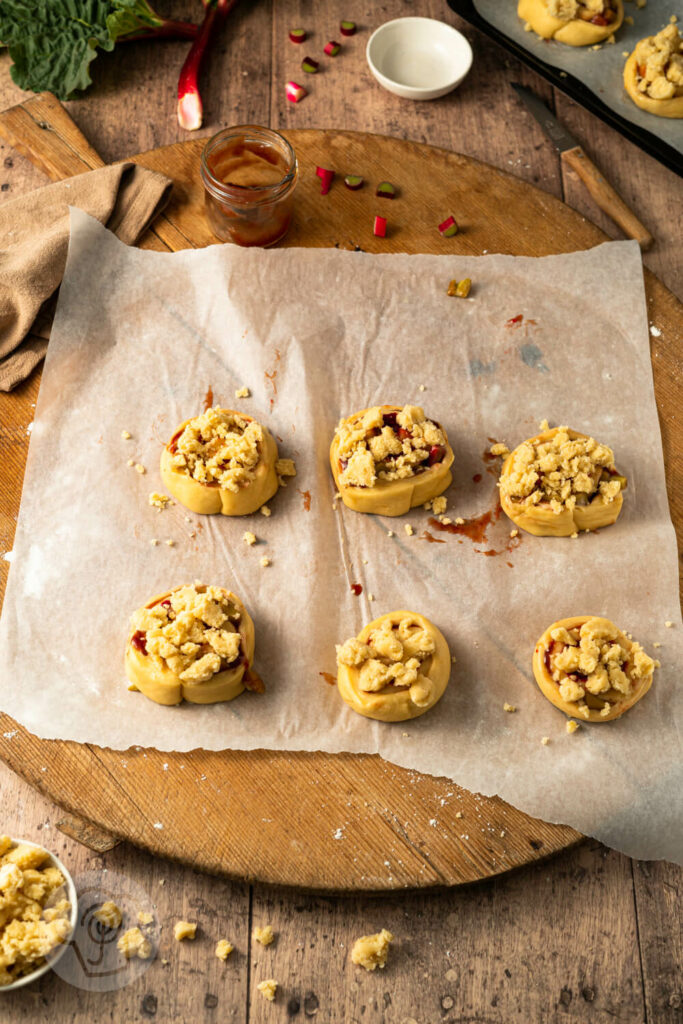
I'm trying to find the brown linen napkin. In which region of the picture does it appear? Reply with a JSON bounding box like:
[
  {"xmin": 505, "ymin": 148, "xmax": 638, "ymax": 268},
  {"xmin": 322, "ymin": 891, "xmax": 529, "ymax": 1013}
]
[{"xmin": 0, "ymin": 161, "xmax": 172, "ymax": 391}]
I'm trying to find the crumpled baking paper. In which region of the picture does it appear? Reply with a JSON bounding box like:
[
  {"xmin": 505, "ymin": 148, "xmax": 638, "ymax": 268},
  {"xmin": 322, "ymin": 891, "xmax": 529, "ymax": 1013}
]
[{"xmin": 0, "ymin": 209, "xmax": 680, "ymax": 863}]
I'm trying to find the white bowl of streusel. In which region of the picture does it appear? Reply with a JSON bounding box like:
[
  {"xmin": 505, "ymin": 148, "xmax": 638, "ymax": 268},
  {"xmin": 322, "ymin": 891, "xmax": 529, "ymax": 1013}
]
[{"xmin": 0, "ymin": 835, "xmax": 77, "ymax": 991}]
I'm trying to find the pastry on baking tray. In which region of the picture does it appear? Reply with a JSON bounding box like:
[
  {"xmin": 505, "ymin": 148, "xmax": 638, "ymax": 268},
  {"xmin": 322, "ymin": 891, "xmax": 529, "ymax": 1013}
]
[
  {"xmin": 161, "ymin": 407, "xmax": 290, "ymax": 515},
  {"xmin": 336, "ymin": 610, "xmax": 451, "ymax": 722},
  {"xmin": 532, "ymin": 616, "xmax": 657, "ymax": 722},
  {"xmin": 623, "ymin": 24, "xmax": 683, "ymax": 119},
  {"xmin": 125, "ymin": 583, "xmax": 261, "ymax": 705},
  {"xmin": 494, "ymin": 426, "xmax": 626, "ymax": 537},
  {"xmin": 518, "ymin": 0, "xmax": 623, "ymax": 46},
  {"xmin": 330, "ymin": 405, "xmax": 454, "ymax": 516}
]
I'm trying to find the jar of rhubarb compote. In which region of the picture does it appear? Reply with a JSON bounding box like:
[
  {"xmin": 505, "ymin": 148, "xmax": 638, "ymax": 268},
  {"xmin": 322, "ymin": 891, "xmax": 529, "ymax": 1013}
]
[{"xmin": 200, "ymin": 126, "xmax": 298, "ymax": 247}]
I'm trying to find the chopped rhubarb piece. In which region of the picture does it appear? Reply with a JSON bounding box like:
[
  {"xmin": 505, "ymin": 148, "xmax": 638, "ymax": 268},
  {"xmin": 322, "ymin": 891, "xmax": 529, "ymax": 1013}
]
[
  {"xmin": 289, "ymin": 28, "xmax": 307, "ymax": 43},
  {"xmin": 340, "ymin": 20, "xmax": 357, "ymax": 36},
  {"xmin": 382, "ymin": 411, "xmax": 398, "ymax": 429},
  {"xmin": 301, "ymin": 56, "xmax": 319, "ymax": 73},
  {"xmin": 376, "ymin": 181, "xmax": 397, "ymax": 199},
  {"xmin": 316, "ymin": 166, "xmax": 335, "ymax": 194},
  {"xmin": 286, "ymin": 81, "xmax": 307, "ymax": 103},
  {"xmin": 438, "ymin": 215, "xmax": 458, "ymax": 237},
  {"xmin": 373, "ymin": 215, "xmax": 387, "ymax": 238},
  {"xmin": 428, "ymin": 444, "xmax": 446, "ymax": 465},
  {"xmin": 324, "ymin": 40, "xmax": 341, "ymax": 56},
  {"xmin": 344, "ymin": 174, "xmax": 363, "ymax": 190}
]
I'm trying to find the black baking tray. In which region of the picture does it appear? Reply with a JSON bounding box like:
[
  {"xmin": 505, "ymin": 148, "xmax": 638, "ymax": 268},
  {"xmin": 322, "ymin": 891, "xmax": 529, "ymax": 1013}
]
[{"xmin": 447, "ymin": 0, "xmax": 682, "ymax": 176}]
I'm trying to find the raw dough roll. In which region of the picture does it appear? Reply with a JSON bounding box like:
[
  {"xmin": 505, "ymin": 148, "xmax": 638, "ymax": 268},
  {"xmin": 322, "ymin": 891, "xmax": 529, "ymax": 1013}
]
[
  {"xmin": 496, "ymin": 426, "xmax": 626, "ymax": 537},
  {"xmin": 518, "ymin": 0, "xmax": 623, "ymax": 46},
  {"xmin": 336, "ymin": 610, "xmax": 451, "ymax": 722},
  {"xmin": 330, "ymin": 405, "xmax": 454, "ymax": 517},
  {"xmin": 160, "ymin": 407, "xmax": 282, "ymax": 516},
  {"xmin": 623, "ymin": 25, "xmax": 683, "ymax": 119},
  {"xmin": 125, "ymin": 583, "xmax": 259, "ymax": 706},
  {"xmin": 532, "ymin": 615, "xmax": 656, "ymax": 722}
]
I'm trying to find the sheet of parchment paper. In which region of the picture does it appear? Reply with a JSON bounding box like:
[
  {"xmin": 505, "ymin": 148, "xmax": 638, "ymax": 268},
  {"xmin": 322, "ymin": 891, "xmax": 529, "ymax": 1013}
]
[
  {"xmin": 474, "ymin": 0, "xmax": 682, "ymax": 157},
  {"xmin": 1, "ymin": 209, "xmax": 681, "ymax": 863}
]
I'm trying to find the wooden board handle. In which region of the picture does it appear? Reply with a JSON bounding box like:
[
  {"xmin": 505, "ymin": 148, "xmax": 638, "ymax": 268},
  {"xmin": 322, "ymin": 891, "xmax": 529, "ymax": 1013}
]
[
  {"xmin": 562, "ymin": 145, "xmax": 654, "ymax": 252},
  {"xmin": 0, "ymin": 91, "xmax": 104, "ymax": 182}
]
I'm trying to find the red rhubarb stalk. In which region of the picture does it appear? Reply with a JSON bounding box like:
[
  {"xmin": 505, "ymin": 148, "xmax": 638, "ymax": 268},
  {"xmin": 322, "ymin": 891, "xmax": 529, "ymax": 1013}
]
[
  {"xmin": 373, "ymin": 215, "xmax": 387, "ymax": 238},
  {"xmin": 122, "ymin": 20, "xmax": 199, "ymax": 42},
  {"xmin": 177, "ymin": 0, "xmax": 239, "ymax": 131}
]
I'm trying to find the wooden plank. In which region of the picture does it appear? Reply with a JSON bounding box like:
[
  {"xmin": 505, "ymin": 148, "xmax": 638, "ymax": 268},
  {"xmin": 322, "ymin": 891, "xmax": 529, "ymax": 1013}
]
[
  {"xmin": 248, "ymin": 842, "xmax": 646, "ymax": 1024},
  {"xmin": 0, "ymin": 91, "xmax": 104, "ymax": 178},
  {"xmin": 632, "ymin": 859, "xmax": 683, "ymax": 1024}
]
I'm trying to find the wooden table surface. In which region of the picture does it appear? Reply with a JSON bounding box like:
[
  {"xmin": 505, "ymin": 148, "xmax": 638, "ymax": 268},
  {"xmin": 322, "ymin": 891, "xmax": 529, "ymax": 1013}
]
[{"xmin": 0, "ymin": 2, "xmax": 680, "ymax": 1022}]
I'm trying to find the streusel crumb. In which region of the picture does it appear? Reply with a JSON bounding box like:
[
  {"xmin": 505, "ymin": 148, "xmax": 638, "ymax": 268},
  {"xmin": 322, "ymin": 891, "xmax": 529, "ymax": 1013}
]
[{"xmin": 351, "ymin": 929, "xmax": 393, "ymax": 971}]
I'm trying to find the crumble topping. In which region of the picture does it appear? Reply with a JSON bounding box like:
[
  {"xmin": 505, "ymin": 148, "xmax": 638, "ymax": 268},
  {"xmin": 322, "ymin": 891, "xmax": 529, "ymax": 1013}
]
[
  {"xmin": 544, "ymin": 618, "xmax": 656, "ymax": 714},
  {"xmin": 117, "ymin": 927, "xmax": 151, "ymax": 959},
  {"xmin": 173, "ymin": 921, "xmax": 197, "ymax": 941},
  {"xmin": 498, "ymin": 428, "xmax": 625, "ymax": 514},
  {"xmin": 129, "ymin": 585, "xmax": 243, "ymax": 684},
  {"xmin": 0, "ymin": 837, "xmax": 72, "ymax": 986},
  {"xmin": 235, "ymin": 386, "xmax": 250, "ymax": 398},
  {"xmin": 425, "ymin": 495, "xmax": 447, "ymax": 515},
  {"xmin": 351, "ymin": 929, "xmax": 393, "ymax": 971},
  {"xmin": 149, "ymin": 492, "xmax": 173, "ymax": 510},
  {"xmin": 169, "ymin": 407, "xmax": 265, "ymax": 492},
  {"xmin": 633, "ymin": 24, "xmax": 683, "ymax": 100},
  {"xmin": 253, "ymin": 925, "xmax": 274, "ymax": 946},
  {"xmin": 546, "ymin": 0, "xmax": 615, "ymax": 22},
  {"xmin": 243, "ymin": 531, "xmax": 257, "ymax": 545},
  {"xmin": 216, "ymin": 939, "xmax": 234, "ymax": 960},
  {"xmin": 334, "ymin": 405, "xmax": 447, "ymax": 488},
  {"xmin": 275, "ymin": 458, "xmax": 296, "ymax": 478},
  {"xmin": 337, "ymin": 617, "xmax": 436, "ymax": 703},
  {"xmin": 137, "ymin": 911, "xmax": 153, "ymax": 926},
  {"xmin": 257, "ymin": 979, "xmax": 278, "ymax": 1001},
  {"xmin": 94, "ymin": 900, "xmax": 122, "ymax": 929}
]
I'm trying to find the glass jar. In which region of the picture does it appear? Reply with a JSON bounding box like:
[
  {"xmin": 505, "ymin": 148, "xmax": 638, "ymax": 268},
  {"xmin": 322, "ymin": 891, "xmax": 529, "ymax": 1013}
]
[{"xmin": 200, "ymin": 126, "xmax": 298, "ymax": 247}]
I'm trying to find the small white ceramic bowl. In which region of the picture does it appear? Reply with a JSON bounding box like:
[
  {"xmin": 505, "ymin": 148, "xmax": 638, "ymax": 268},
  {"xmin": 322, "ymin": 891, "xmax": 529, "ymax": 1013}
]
[
  {"xmin": 0, "ymin": 838, "xmax": 78, "ymax": 992},
  {"xmin": 366, "ymin": 17, "xmax": 473, "ymax": 101}
]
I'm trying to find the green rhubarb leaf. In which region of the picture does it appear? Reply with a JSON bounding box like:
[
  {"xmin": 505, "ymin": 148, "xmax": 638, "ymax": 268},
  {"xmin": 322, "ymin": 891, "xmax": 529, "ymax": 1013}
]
[
  {"xmin": 0, "ymin": 0, "xmax": 167, "ymax": 100},
  {"xmin": 105, "ymin": 0, "xmax": 165, "ymax": 40}
]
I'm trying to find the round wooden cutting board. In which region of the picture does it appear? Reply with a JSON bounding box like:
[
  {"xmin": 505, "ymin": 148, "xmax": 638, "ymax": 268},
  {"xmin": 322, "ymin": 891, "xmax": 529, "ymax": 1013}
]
[{"xmin": 0, "ymin": 94, "xmax": 680, "ymax": 891}]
